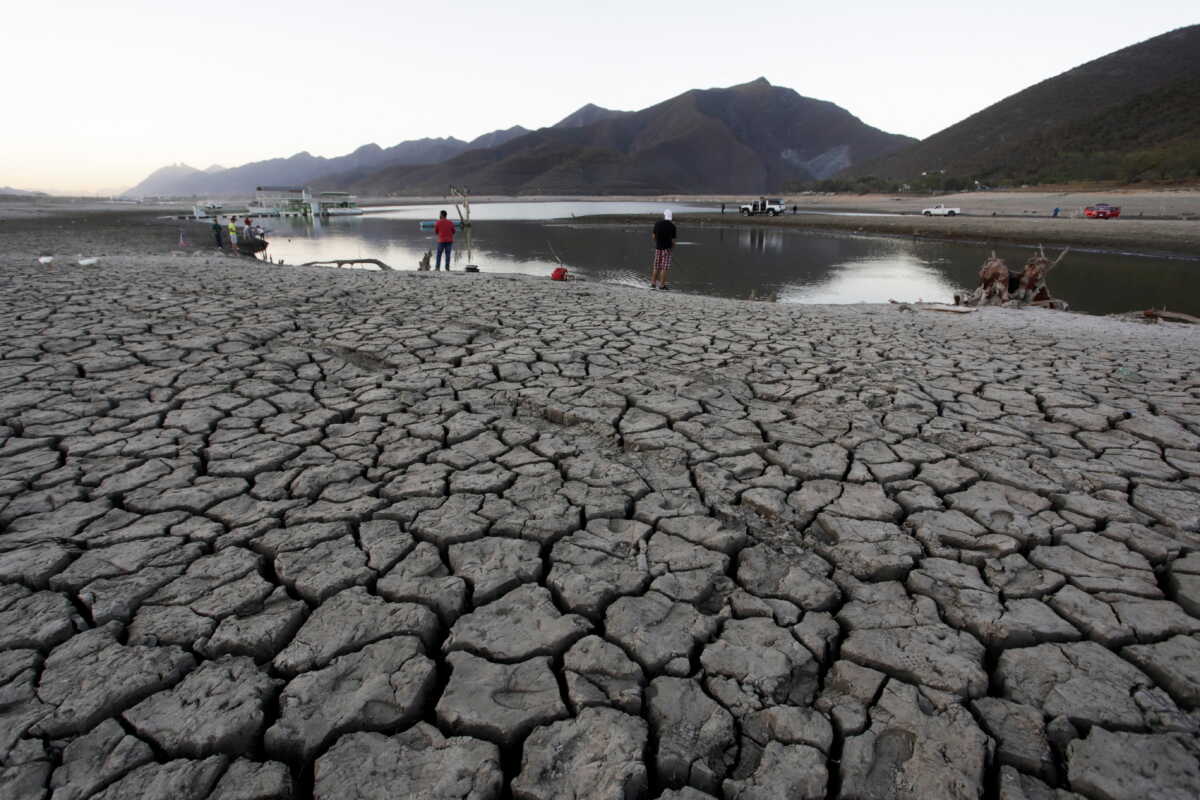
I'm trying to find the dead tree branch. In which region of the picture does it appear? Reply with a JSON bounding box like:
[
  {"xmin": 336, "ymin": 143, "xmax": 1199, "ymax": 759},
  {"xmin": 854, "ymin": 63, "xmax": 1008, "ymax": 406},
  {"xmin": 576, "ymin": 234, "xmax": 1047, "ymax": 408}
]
[{"xmin": 300, "ymin": 258, "xmax": 394, "ymax": 271}]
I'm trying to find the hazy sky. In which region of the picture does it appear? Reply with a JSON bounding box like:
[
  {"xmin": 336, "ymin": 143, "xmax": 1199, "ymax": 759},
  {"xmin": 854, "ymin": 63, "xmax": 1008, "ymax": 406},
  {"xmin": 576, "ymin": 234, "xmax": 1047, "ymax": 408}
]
[{"xmin": 3, "ymin": 1, "xmax": 1195, "ymax": 193}]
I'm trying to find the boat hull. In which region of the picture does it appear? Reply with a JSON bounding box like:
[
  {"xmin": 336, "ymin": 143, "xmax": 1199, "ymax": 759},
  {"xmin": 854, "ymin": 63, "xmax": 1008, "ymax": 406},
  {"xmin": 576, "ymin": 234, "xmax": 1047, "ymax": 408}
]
[{"xmin": 237, "ymin": 239, "xmax": 269, "ymax": 256}]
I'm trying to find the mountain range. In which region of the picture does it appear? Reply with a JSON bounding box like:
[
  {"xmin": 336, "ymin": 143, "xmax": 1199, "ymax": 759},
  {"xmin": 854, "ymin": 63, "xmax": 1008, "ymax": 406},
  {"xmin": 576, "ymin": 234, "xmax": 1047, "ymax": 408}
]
[
  {"xmin": 125, "ymin": 127, "xmax": 531, "ymax": 197},
  {"xmin": 0, "ymin": 186, "xmax": 49, "ymax": 197},
  {"xmin": 126, "ymin": 25, "xmax": 1200, "ymax": 198},
  {"xmin": 320, "ymin": 79, "xmax": 914, "ymax": 196},
  {"xmin": 846, "ymin": 24, "xmax": 1200, "ymax": 184},
  {"xmin": 125, "ymin": 81, "xmax": 914, "ymax": 197}
]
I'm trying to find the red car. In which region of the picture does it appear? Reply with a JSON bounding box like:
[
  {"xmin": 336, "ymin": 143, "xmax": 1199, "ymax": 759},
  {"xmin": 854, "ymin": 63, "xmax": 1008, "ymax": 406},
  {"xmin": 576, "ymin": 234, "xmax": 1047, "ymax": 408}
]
[{"xmin": 1084, "ymin": 203, "xmax": 1121, "ymax": 219}]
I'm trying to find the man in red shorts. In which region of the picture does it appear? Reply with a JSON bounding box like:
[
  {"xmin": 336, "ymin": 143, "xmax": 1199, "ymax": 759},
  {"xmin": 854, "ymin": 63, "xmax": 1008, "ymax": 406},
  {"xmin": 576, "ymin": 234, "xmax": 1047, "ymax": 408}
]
[
  {"xmin": 650, "ymin": 209, "xmax": 676, "ymax": 290},
  {"xmin": 434, "ymin": 210, "xmax": 455, "ymax": 270}
]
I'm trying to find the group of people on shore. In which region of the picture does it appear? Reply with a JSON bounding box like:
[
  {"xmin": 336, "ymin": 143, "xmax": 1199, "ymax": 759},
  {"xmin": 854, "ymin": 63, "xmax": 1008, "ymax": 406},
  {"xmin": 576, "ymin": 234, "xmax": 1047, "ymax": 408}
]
[
  {"xmin": 428, "ymin": 206, "xmax": 677, "ymax": 287},
  {"xmin": 210, "ymin": 216, "xmax": 265, "ymax": 252},
  {"xmin": 424, "ymin": 205, "xmax": 676, "ymax": 287}
]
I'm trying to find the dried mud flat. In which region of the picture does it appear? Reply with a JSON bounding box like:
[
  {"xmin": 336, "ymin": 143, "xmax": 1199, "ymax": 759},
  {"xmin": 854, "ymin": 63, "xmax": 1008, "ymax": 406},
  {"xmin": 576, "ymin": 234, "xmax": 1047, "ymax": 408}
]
[{"xmin": 2, "ymin": 253, "xmax": 1200, "ymax": 800}]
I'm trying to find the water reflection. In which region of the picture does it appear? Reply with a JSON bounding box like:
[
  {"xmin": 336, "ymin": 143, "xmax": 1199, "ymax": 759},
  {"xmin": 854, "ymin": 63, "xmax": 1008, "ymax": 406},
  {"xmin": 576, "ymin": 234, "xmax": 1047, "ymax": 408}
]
[
  {"xmin": 782, "ymin": 254, "xmax": 958, "ymax": 305},
  {"xmin": 253, "ymin": 202, "xmax": 1200, "ymax": 316},
  {"xmin": 737, "ymin": 228, "xmax": 786, "ymax": 254}
]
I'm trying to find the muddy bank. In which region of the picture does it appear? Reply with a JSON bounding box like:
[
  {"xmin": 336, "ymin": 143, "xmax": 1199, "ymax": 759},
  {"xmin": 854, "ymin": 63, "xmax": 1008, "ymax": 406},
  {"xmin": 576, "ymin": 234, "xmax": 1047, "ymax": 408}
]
[{"xmin": 1, "ymin": 209, "xmax": 218, "ymax": 258}]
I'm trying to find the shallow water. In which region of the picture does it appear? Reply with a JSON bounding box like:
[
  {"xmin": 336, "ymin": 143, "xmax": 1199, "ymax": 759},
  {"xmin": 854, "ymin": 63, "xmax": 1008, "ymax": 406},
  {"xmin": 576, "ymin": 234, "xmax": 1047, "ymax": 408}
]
[{"xmin": 254, "ymin": 202, "xmax": 1200, "ymax": 315}]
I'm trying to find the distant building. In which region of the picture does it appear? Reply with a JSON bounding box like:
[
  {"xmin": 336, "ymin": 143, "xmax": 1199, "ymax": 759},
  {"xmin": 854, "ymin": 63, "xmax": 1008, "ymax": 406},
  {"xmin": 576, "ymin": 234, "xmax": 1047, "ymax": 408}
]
[
  {"xmin": 255, "ymin": 186, "xmax": 310, "ymax": 213},
  {"xmin": 312, "ymin": 191, "xmax": 362, "ymax": 216}
]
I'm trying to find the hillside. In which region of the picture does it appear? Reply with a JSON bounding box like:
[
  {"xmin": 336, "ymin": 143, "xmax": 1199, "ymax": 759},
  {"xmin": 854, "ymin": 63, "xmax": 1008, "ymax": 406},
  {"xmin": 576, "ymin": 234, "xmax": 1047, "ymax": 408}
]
[
  {"xmin": 126, "ymin": 164, "xmax": 207, "ymax": 197},
  {"xmin": 845, "ymin": 25, "xmax": 1200, "ymax": 183},
  {"xmin": 323, "ymin": 79, "xmax": 915, "ymax": 195},
  {"xmin": 996, "ymin": 77, "xmax": 1200, "ymax": 184},
  {"xmin": 0, "ymin": 187, "xmax": 49, "ymax": 197},
  {"xmin": 123, "ymin": 127, "xmax": 529, "ymax": 198}
]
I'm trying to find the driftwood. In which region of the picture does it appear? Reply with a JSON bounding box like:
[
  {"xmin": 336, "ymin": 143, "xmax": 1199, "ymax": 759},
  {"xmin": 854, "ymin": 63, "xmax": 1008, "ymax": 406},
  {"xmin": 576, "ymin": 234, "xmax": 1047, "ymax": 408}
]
[
  {"xmin": 1143, "ymin": 309, "xmax": 1200, "ymax": 324},
  {"xmin": 889, "ymin": 300, "xmax": 975, "ymax": 314},
  {"xmin": 955, "ymin": 246, "xmax": 1069, "ymax": 309},
  {"xmin": 299, "ymin": 258, "xmax": 394, "ymax": 271},
  {"xmin": 976, "ymin": 251, "xmax": 1012, "ymax": 304},
  {"xmin": 1013, "ymin": 245, "xmax": 1069, "ymax": 303},
  {"xmin": 919, "ymin": 304, "xmax": 977, "ymax": 314}
]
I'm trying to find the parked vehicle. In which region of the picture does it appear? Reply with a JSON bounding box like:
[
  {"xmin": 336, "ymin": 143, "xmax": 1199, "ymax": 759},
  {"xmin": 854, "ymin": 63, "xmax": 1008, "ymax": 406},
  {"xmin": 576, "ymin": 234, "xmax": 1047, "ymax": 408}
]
[
  {"xmin": 922, "ymin": 204, "xmax": 960, "ymax": 216},
  {"xmin": 740, "ymin": 198, "xmax": 786, "ymax": 216},
  {"xmin": 1084, "ymin": 203, "xmax": 1121, "ymax": 219}
]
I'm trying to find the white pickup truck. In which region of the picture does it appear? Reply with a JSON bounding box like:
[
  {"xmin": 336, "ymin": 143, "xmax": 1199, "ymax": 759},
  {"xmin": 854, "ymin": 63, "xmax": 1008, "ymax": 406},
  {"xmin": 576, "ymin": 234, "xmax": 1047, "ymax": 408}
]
[
  {"xmin": 740, "ymin": 198, "xmax": 786, "ymax": 216},
  {"xmin": 922, "ymin": 204, "xmax": 960, "ymax": 216}
]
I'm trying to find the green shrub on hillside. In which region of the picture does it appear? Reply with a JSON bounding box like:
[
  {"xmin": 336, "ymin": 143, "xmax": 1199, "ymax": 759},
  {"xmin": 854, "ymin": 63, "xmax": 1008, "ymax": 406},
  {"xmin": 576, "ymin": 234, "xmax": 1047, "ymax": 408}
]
[{"xmin": 982, "ymin": 78, "xmax": 1200, "ymax": 184}]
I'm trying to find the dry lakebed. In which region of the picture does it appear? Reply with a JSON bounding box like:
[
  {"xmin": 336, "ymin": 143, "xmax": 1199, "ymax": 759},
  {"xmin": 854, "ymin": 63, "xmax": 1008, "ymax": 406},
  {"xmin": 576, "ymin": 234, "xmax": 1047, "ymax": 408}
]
[{"xmin": 1, "ymin": 236, "xmax": 1199, "ymax": 799}]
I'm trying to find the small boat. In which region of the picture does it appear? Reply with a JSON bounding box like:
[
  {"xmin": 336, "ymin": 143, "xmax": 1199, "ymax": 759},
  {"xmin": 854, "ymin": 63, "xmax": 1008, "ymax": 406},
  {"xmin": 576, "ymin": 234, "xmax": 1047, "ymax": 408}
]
[
  {"xmin": 237, "ymin": 237, "xmax": 269, "ymax": 257},
  {"xmin": 418, "ymin": 219, "xmax": 463, "ymax": 230}
]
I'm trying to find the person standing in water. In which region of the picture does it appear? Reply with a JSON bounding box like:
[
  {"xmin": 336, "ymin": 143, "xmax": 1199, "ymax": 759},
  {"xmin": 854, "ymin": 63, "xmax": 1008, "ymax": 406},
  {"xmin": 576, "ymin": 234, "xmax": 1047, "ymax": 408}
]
[
  {"xmin": 650, "ymin": 209, "xmax": 676, "ymax": 290},
  {"xmin": 433, "ymin": 210, "xmax": 455, "ymax": 270}
]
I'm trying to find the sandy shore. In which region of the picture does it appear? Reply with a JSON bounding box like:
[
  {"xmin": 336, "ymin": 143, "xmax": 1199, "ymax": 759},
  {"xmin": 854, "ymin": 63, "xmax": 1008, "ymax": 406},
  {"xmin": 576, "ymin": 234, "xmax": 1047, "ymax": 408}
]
[
  {"xmin": 383, "ymin": 188, "xmax": 1200, "ymax": 257},
  {"xmin": 0, "ymin": 196, "xmax": 190, "ymax": 221},
  {"xmin": 357, "ymin": 187, "xmax": 1200, "ymax": 220},
  {"xmin": 775, "ymin": 188, "xmax": 1200, "ymax": 219},
  {"xmin": 686, "ymin": 188, "xmax": 1200, "ymax": 257},
  {"xmin": 570, "ymin": 189, "xmax": 1200, "ymax": 257},
  {"xmin": 2, "ymin": 243, "xmax": 1200, "ymax": 797}
]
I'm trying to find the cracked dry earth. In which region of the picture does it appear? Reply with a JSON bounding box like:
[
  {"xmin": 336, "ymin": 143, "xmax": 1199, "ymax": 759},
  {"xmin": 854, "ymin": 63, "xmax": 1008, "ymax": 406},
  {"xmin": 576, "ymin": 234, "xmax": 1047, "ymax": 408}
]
[{"xmin": 2, "ymin": 255, "xmax": 1200, "ymax": 800}]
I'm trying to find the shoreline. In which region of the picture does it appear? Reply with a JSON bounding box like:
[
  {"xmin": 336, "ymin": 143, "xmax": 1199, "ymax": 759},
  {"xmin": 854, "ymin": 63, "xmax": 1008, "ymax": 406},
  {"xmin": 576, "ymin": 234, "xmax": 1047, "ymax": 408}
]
[
  {"xmin": 4, "ymin": 202, "xmax": 1199, "ymax": 320},
  {"xmin": 6, "ymin": 190, "xmax": 1200, "ymax": 260}
]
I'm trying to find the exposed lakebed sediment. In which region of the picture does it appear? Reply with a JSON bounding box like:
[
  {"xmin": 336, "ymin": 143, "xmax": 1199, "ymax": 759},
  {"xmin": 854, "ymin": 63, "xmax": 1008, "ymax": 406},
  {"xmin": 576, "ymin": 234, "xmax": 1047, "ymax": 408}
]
[{"xmin": 2, "ymin": 254, "xmax": 1199, "ymax": 799}]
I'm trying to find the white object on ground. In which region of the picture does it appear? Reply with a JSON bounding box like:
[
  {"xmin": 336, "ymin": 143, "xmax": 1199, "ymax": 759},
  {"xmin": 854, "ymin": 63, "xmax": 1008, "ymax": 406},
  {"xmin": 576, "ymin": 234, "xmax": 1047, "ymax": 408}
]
[
  {"xmin": 77, "ymin": 257, "xmax": 99, "ymax": 266},
  {"xmin": 37, "ymin": 256, "xmax": 53, "ymax": 265}
]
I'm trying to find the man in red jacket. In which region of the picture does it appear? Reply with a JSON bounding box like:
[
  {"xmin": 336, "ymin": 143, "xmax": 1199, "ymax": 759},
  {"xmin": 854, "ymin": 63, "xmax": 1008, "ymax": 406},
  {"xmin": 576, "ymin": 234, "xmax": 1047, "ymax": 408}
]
[{"xmin": 434, "ymin": 210, "xmax": 455, "ymax": 270}]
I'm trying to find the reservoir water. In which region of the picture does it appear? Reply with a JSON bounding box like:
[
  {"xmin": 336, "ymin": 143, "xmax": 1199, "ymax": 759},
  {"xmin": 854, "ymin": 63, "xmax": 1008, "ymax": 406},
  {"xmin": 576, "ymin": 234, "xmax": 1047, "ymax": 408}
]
[{"xmin": 256, "ymin": 202, "xmax": 1200, "ymax": 316}]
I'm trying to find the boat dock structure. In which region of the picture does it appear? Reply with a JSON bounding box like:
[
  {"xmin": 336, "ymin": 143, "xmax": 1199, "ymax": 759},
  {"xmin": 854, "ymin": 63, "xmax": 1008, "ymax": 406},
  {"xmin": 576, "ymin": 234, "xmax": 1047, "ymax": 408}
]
[{"xmin": 187, "ymin": 186, "xmax": 362, "ymax": 219}]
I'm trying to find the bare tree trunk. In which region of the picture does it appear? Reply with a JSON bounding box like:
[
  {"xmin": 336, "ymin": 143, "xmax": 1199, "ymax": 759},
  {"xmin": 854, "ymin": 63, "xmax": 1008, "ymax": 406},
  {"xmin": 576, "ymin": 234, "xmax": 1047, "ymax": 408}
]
[
  {"xmin": 449, "ymin": 186, "xmax": 473, "ymax": 265},
  {"xmin": 955, "ymin": 246, "xmax": 1069, "ymax": 309}
]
